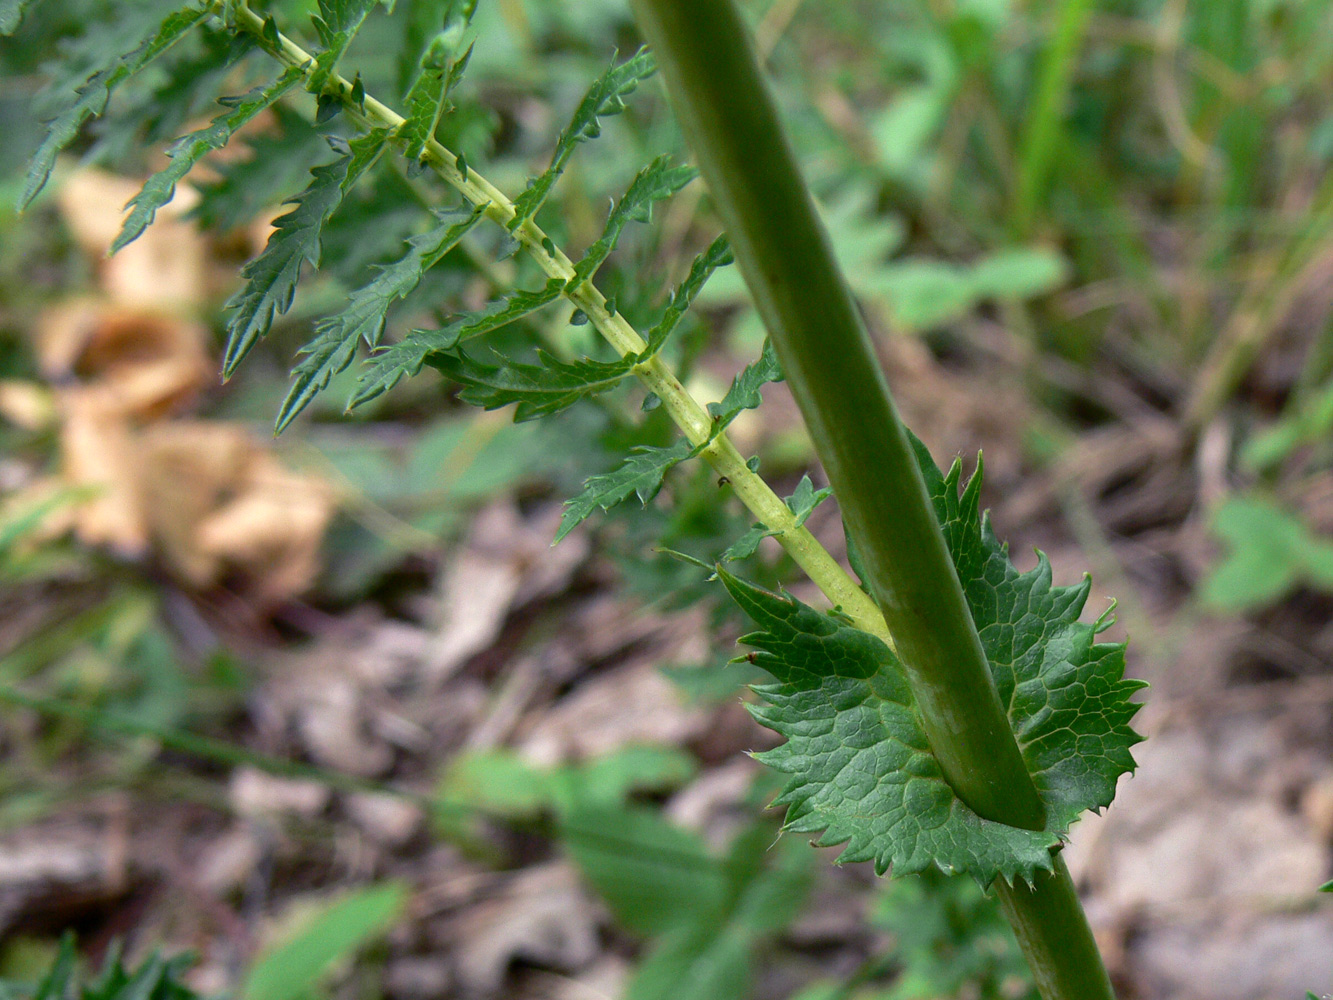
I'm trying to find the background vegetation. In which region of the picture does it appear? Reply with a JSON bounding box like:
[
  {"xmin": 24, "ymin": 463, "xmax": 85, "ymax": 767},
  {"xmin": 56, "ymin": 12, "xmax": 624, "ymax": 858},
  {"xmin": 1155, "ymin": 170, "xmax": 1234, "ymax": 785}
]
[{"xmin": 1, "ymin": 0, "xmax": 1332, "ymax": 998}]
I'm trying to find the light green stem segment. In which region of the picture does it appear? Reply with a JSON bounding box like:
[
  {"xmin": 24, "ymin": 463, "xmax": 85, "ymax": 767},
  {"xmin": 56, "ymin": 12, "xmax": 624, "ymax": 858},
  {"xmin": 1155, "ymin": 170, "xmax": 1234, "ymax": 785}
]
[
  {"xmin": 995, "ymin": 856, "xmax": 1118, "ymax": 1000},
  {"xmin": 628, "ymin": 0, "xmax": 1043, "ymax": 834},
  {"xmin": 212, "ymin": 2, "xmax": 882, "ymax": 638},
  {"xmin": 628, "ymin": 2, "xmax": 1116, "ymax": 997}
]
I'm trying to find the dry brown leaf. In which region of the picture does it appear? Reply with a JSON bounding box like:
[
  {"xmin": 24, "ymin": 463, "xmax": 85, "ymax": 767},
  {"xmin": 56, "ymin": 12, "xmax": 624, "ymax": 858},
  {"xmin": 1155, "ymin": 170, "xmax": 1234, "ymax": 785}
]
[
  {"xmin": 37, "ymin": 301, "xmax": 211, "ymax": 419},
  {"xmin": 0, "ymin": 381, "xmax": 56, "ymax": 431}
]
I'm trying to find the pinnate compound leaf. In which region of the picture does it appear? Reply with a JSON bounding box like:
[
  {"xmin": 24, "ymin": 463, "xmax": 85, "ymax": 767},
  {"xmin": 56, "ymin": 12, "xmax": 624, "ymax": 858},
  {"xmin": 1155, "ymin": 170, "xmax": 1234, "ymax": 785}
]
[
  {"xmin": 645, "ymin": 234, "xmax": 734, "ymax": 354},
  {"xmin": 350, "ymin": 278, "xmax": 567, "ymax": 408},
  {"xmin": 20, "ymin": 4, "xmax": 210, "ymax": 210},
  {"xmin": 0, "ymin": 0, "xmax": 38, "ymax": 34},
  {"xmin": 707, "ymin": 339, "xmax": 784, "ymax": 429},
  {"xmin": 114, "ymin": 66, "xmax": 304, "ymax": 253},
  {"xmin": 398, "ymin": 36, "xmax": 472, "ymax": 162},
  {"xmin": 571, "ymin": 155, "xmax": 698, "ymax": 286},
  {"xmin": 721, "ymin": 436, "xmax": 1145, "ymax": 884},
  {"xmin": 308, "ymin": 0, "xmax": 390, "ymax": 94},
  {"xmin": 508, "ymin": 47, "xmax": 657, "ymax": 230},
  {"xmin": 222, "ymin": 145, "xmax": 380, "ymax": 378},
  {"xmin": 431, "ymin": 349, "xmax": 636, "ymax": 422},
  {"xmin": 276, "ymin": 204, "xmax": 486, "ymax": 431},
  {"xmin": 556, "ymin": 437, "xmax": 698, "ymax": 543}
]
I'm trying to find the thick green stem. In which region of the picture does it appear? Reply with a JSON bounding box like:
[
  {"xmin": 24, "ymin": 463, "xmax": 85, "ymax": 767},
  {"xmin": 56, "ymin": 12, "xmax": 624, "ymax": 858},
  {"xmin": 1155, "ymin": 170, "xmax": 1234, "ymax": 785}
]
[
  {"xmin": 629, "ymin": 0, "xmax": 1042, "ymax": 833},
  {"xmin": 629, "ymin": 2, "xmax": 1116, "ymax": 997},
  {"xmin": 995, "ymin": 857, "xmax": 1118, "ymax": 1000}
]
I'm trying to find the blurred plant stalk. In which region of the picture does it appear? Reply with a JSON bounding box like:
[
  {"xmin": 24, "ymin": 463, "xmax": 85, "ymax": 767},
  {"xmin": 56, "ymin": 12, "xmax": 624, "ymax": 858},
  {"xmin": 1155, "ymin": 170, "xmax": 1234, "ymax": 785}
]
[{"xmin": 628, "ymin": 0, "xmax": 1116, "ymax": 996}]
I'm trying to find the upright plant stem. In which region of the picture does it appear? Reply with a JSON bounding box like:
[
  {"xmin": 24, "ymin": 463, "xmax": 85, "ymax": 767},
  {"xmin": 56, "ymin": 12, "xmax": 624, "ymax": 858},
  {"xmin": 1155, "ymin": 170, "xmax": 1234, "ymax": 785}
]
[
  {"xmin": 629, "ymin": 0, "xmax": 1041, "ymax": 834},
  {"xmin": 629, "ymin": 2, "xmax": 1116, "ymax": 998}
]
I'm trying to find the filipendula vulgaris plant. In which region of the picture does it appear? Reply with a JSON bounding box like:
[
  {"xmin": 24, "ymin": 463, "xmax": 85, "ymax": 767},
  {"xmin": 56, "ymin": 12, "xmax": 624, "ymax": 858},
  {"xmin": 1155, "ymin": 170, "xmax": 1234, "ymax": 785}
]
[{"xmin": 12, "ymin": 1, "xmax": 1146, "ymax": 996}]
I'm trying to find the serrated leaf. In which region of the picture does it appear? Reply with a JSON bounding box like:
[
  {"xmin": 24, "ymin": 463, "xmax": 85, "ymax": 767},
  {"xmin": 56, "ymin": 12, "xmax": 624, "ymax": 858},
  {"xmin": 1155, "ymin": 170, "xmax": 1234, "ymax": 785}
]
[
  {"xmin": 571, "ymin": 155, "xmax": 698, "ymax": 286},
  {"xmin": 430, "ymin": 348, "xmax": 636, "ymax": 422},
  {"xmin": 1, "ymin": 0, "xmax": 39, "ymax": 34},
  {"xmin": 706, "ymin": 339, "xmax": 784, "ymax": 429},
  {"xmin": 113, "ymin": 66, "xmax": 304, "ymax": 253},
  {"xmin": 20, "ymin": 4, "xmax": 210, "ymax": 210},
  {"xmin": 276, "ymin": 204, "xmax": 486, "ymax": 431},
  {"xmin": 645, "ymin": 234, "xmax": 733, "ymax": 355},
  {"xmin": 508, "ymin": 47, "xmax": 657, "ymax": 231},
  {"xmin": 721, "ymin": 523, "xmax": 776, "ymax": 562},
  {"xmin": 350, "ymin": 277, "xmax": 566, "ymax": 407},
  {"xmin": 222, "ymin": 145, "xmax": 379, "ymax": 377},
  {"xmin": 308, "ymin": 0, "xmax": 390, "ymax": 94},
  {"xmin": 397, "ymin": 37, "xmax": 471, "ymax": 161},
  {"xmin": 556, "ymin": 437, "xmax": 698, "ymax": 543},
  {"xmin": 718, "ymin": 436, "xmax": 1145, "ymax": 885},
  {"xmin": 785, "ymin": 474, "xmax": 833, "ymax": 526}
]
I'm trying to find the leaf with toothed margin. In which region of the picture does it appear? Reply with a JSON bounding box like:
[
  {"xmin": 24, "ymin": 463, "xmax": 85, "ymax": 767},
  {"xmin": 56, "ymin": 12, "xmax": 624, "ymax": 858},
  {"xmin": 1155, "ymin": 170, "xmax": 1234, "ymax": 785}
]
[
  {"xmin": 718, "ymin": 435, "xmax": 1146, "ymax": 885},
  {"xmin": 222, "ymin": 143, "xmax": 381, "ymax": 378},
  {"xmin": 275, "ymin": 204, "xmax": 485, "ymax": 432},
  {"xmin": 348, "ymin": 278, "xmax": 567, "ymax": 408},
  {"xmin": 397, "ymin": 34, "xmax": 472, "ymax": 162},
  {"xmin": 556, "ymin": 438, "xmax": 699, "ymax": 543},
  {"xmin": 643, "ymin": 234, "xmax": 733, "ymax": 355},
  {"xmin": 707, "ymin": 339, "xmax": 784, "ymax": 431},
  {"xmin": 308, "ymin": 0, "xmax": 391, "ymax": 94},
  {"xmin": 508, "ymin": 47, "xmax": 657, "ymax": 231},
  {"xmin": 570, "ymin": 156, "xmax": 697, "ymax": 286},
  {"xmin": 19, "ymin": 4, "xmax": 210, "ymax": 210},
  {"xmin": 113, "ymin": 66, "xmax": 305, "ymax": 254},
  {"xmin": 429, "ymin": 349, "xmax": 637, "ymax": 422}
]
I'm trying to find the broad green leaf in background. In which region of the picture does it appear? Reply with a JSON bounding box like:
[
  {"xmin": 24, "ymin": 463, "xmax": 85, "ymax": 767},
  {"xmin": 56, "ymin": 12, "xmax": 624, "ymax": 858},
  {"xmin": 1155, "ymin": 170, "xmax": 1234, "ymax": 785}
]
[
  {"xmin": 242, "ymin": 882, "xmax": 407, "ymax": 1000},
  {"xmin": 1199, "ymin": 496, "xmax": 1333, "ymax": 611},
  {"xmin": 563, "ymin": 805, "xmax": 724, "ymax": 936}
]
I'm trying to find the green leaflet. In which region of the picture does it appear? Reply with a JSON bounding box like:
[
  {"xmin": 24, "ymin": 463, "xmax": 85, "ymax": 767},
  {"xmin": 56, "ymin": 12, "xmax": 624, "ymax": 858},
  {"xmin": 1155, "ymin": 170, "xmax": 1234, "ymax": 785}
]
[
  {"xmin": 113, "ymin": 66, "xmax": 305, "ymax": 253},
  {"xmin": 349, "ymin": 278, "xmax": 567, "ymax": 407},
  {"xmin": 707, "ymin": 338, "xmax": 784, "ymax": 430},
  {"xmin": 719, "ymin": 436, "xmax": 1145, "ymax": 885},
  {"xmin": 431, "ymin": 349, "xmax": 636, "ymax": 422},
  {"xmin": 0, "ymin": 0, "xmax": 38, "ymax": 34},
  {"xmin": 308, "ymin": 0, "xmax": 390, "ymax": 94},
  {"xmin": 19, "ymin": 3, "xmax": 210, "ymax": 210},
  {"xmin": 571, "ymin": 155, "xmax": 698, "ymax": 286},
  {"xmin": 645, "ymin": 234, "xmax": 734, "ymax": 354},
  {"xmin": 508, "ymin": 47, "xmax": 657, "ymax": 231},
  {"xmin": 398, "ymin": 36, "xmax": 472, "ymax": 162},
  {"xmin": 222, "ymin": 142, "xmax": 383, "ymax": 378},
  {"xmin": 18, "ymin": 931, "xmax": 201, "ymax": 1000},
  {"xmin": 275, "ymin": 204, "xmax": 486, "ymax": 432},
  {"xmin": 721, "ymin": 474, "xmax": 832, "ymax": 562},
  {"xmin": 556, "ymin": 437, "xmax": 698, "ymax": 543}
]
